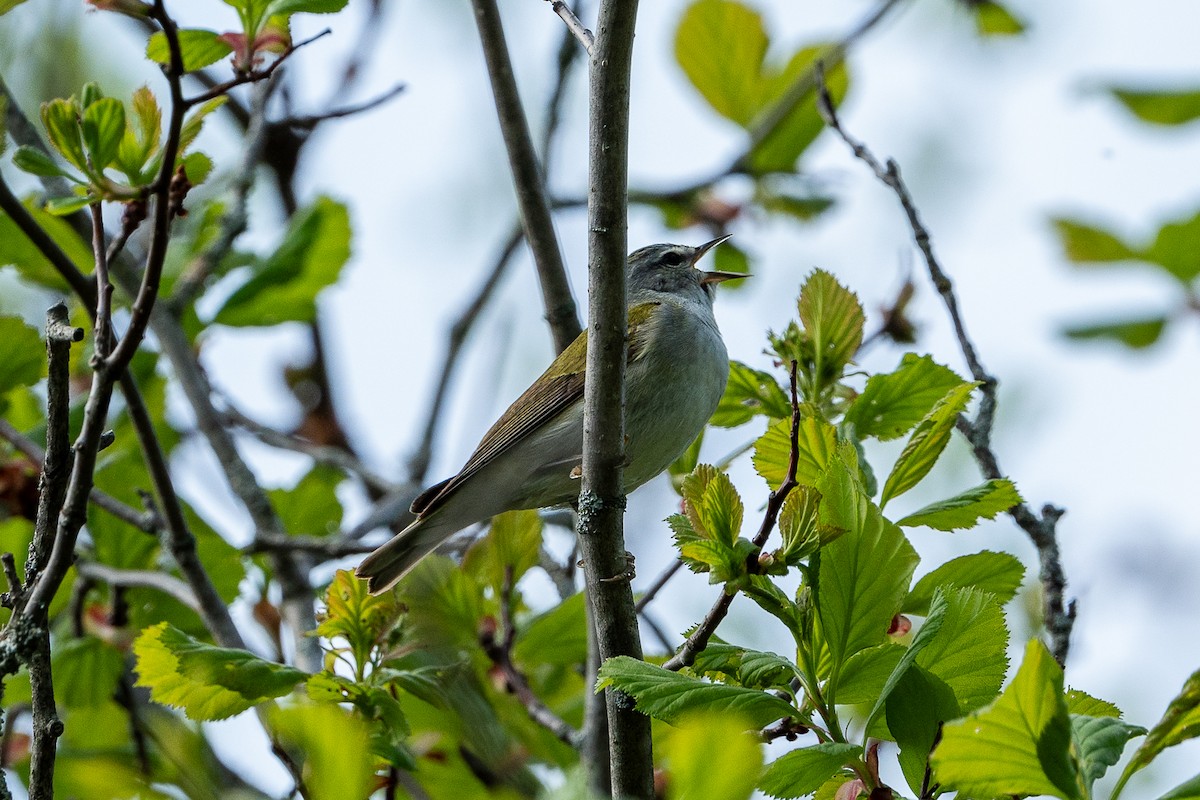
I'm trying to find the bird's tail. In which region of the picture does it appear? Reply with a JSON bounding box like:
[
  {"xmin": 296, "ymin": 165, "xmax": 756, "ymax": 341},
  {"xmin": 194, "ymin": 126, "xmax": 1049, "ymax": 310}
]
[{"xmin": 355, "ymin": 516, "xmax": 456, "ymax": 594}]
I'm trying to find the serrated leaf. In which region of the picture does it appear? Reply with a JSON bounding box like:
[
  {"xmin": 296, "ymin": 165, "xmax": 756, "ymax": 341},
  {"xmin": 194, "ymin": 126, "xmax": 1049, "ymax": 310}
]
[
  {"xmin": 1107, "ymin": 85, "xmax": 1200, "ymax": 126},
  {"xmin": 1119, "ymin": 665, "xmax": 1200, "ymax": 783},
  {"xmin": 669, "ymin": 430, "xmax": 705, "ymax": 492},
  {"xmin": 265, "ymin": 0, "xmax": 347, "ymax": 13},
  {"xmin": 897, "ymin": 478, "xmax": 1022, "ymax": 531},
  {"xmin": 665, "ymin": 713, "xmax": 763, "ymax": 800},
  {"xmin": 974, "ymin": 1, "xmax": 1026, "ymax": 36},
  {"xmin": 81, "ymin": 96, "xmax": 125, "ymax": 170},
  {"xmin": 134, "ymin": 622, "xmax": 307, "ymax": 720},
  {"xmin": 12, "ymin": 145, "xmax": 77, "ymax": 180},
  {"xmin": 777, "ymin": 486, "xmax": 822, "ymax": 564},
  {"xmin": 462, "ymin": 508, "xmax": 543, "ymax": 592},
  {"xmin": 752, "ymin": 416, "xmax": 837, "ymax": 491},
  {"xmin": 41, "ymin": 98, "xmax": 87, "ymax": 171},
  {"xmin": 1072, "ymin": 714, "xmax": 1145, "ymax": 793},
  {"xmin": 0, "ymin": 316, "xmax": 46, "ymax": 394},
  {"xmin": 267, "ymin": 703, "xmax": 375, "ymax": 800},
  {"xmin": 1063, "ymin": 316, "xmax": 1168, "ymax": 349},
  {"xmin": 314, "ymin": 569, "xmax": 400, "ymax": 672},
  {"xmin": 178, "ymin": 96, "xmax": 227, "ymax": 155},
  {"xmin": 817, "ymin": 491, "xmax": 918, "ymax": 675},
  {"xmin": 1051, "ymin": 217, "xmax": 1137, "ymax": 263},
  {"xmin": 797, "ymin": 269, "xmax": 864, "ymax": 386},
  {"xmin": 214, "ymin": 196, "xmax": 351, "ymax": 326},
  {"xmin": 844, "ymin": 354, "xmax": 965, "ymax": 442},
  {"xmin": 1066, "ymin": 689, "xmax": 1122, "ymax": 718},
  {"xmin": 859, "ymin": 589, "xmax": 950, "ymax": 733},
  {"xmin": 903, "ymin": 550, "xmax": 1024, "ymax": 616},
  {"xmin": 758, "ymin": 742, "xmax": 862, "ymax": 799},
  {"xmin": 146, "ymin": 29, "xmax": 234, "ymax": 72},
  {"xmin": 915, "ymin": 587, "xmax": 1009, "ymax": 715},
  {"xmin": 713, "ymin": 360, "xmax": 791, "ymax": 427},
  {"xmin": 116, "ymin": 85, "xmax": 161, "ymax": 180},
  {"xmin": 931, "ymin": 639, "xmax": 1079, "ymax": 800},
  {"xmin": 596, "ymin": 656, "xmax": 795, "ymax": 727},
  {"xmin": 835, "ymin": 644, "xmax": 904, "ymax": 705},
  {"xmin": 880, "ymin": 381, "xmax": 977, "ymax": 507}
]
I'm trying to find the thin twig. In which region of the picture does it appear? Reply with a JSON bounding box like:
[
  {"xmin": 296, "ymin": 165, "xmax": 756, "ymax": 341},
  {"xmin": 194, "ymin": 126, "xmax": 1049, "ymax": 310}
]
[
  {"xmin": 471, "ymin": 0, "xmax": 580, "ymax": 354},
  {"xmin": 547, "ymin": 0, "xmax": 595, "ymax": 53},
  {"xmin": 813, "ymin": 72, "xmax": 1074, "ymax": 665},
  {"xmin": 664, "ymin": 361, "xmax": 802, "ymax": 672},
  {"xmin": 247, "ymin": 534, "xmax": 378, "ymax": 559},
  {"xmin": 279, "ymin": 83, "xmax": 406, "ymax": 131},
  {"xmin": 633, "ymin": 560, "xmax": 682, "ymax": 614},
  {"xmin": 75, "ymin": 562, "xmax": 202, "ymax": 614},
  {"xmin": 181, "ymin": 29, "xmax": 332, "ymax": 109}
]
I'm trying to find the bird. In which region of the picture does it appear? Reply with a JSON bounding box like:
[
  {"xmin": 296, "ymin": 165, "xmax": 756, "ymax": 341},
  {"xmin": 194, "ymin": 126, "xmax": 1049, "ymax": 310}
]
[{"xmin": 356, "ymin": 237, "xmax": 744, "ymax": 593}]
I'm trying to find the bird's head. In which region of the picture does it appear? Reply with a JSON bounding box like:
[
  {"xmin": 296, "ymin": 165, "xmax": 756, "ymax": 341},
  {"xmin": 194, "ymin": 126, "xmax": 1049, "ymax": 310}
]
[{"xmin": 627, "ymin": 235, "xmax": 746, "ymax": 300}]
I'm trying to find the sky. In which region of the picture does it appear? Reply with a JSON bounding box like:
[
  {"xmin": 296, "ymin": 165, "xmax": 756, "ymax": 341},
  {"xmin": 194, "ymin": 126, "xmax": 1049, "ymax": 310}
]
[{"xmin": 3, "ymin": 0, "xmax": 1200, "ymax": 796}]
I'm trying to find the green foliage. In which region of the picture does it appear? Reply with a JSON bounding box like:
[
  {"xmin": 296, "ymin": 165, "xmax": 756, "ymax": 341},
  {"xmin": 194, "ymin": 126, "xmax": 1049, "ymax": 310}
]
[
  {"xmin": 1063, "ymin": 316, "xmax": 1168, "ymax": 349},
  {"xmin": 267, "ymin": 703, "xmax": 375, "ymax": 800},
  {"xmin": 0, "ymin": 316, "xmax": 45, "ymax": 399},
  {"xmin": 461, "ymin": 508, "xmax": 543, "ymax": 593},
  {"xmin": 663, "ymin": 714, "xmax": 763, "ymax": 800},
  {"xmin": 133, "ymin": 622, "xmax": 307, "ymax": 720},
  {"xmin": 312, "ymin": 569, "xmax": 401, "ymax": 681},
  {"xmin": 973, "ymin": 1, "xmax": 1027, "ymax": 36},
  {"xmin": 842, "ymin": 354, "xmax": 963, "ymax": 441},
  {"xmin": 268, "ymin": 464, "xmax": 344, "ymax": 536},
  {"xmin": 52, "ymin": 635, "xmax": 125, "ymax": 708},
  {"xmin": 903, "ymin": 550, "xmax": 1024, "ymax": 615},
  {"xmin": 214, "ymin": 196, "xmax": 352, "ymax": 326},
  {"xmin": 896, "ymin": 478, "xmax": 1022, "ymax": 531},
  {"xmin": 759, "ymin": 742, "xmax": 862, "ymax": 799},
  {"xmin": 1114, "ymin": 665, "xmax": 1200, "ymax": 794},
  {"xmin": 0, "ymin": 195, "xmax": 93, "ymax": 288},
  {"xmin": 879, "ymin": 381, "xmax": 977, "ymax": 507},
  {"xmin": 713, "ymin": 360, "xmax": 792, "ymax": 427},
  {"xmin": 669, "ymin": 464, "xmax": 755, "ymax": 582},
  {"xmin": 752, "ymin": 415, "xmax": 836, "ymax": 491},
  {"xmin": 1106, "ymin": 85, "xmax": 1200, "ymax": 126},
  {"xmin": 146, "ymin": 29, "xmax": 235, "ymax": 72}
]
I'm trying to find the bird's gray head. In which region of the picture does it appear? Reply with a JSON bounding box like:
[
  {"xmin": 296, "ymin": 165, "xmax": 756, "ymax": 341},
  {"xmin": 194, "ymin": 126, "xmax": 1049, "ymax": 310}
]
[{"xmin": 626, "ymin": 235, "xmax": 745, "ymax": 300}]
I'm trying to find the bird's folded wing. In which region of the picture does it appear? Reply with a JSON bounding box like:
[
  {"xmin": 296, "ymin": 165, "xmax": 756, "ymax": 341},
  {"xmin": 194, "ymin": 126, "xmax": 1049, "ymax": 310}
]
[{"xmin": 411, "ymin": 301, "xmax": 661, "ymax": 517}]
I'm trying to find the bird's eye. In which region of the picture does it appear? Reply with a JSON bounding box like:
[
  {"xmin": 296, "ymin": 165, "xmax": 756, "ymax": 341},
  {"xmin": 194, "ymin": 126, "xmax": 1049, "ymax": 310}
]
[{"xmin": 660, "ymin": 250, "xmax": 686, "ymax": 268}]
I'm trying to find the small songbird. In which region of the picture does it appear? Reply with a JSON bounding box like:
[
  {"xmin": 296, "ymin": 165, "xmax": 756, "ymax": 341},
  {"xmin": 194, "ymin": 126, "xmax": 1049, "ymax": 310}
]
[{"xmin": 356, "ymin": 237, "xmax": 744, "ymax": 593}]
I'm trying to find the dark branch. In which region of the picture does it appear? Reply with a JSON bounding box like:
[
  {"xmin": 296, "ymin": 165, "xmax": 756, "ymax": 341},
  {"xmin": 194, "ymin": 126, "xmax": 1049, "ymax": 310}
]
[
  {"xmin": 181, "ymin": 29, "xmax": 331, "ymax": 109},
  {"xmin": 278, "ymin": 83, "xmax": 406, "ymax": 132}
]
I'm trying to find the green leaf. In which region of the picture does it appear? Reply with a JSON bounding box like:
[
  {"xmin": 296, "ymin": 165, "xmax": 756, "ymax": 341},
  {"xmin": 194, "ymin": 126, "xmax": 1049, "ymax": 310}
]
[
  {"xmin": 133, "ymin": 622, "xmax": 308, "ymax": 720},
  {"xmin": 146, "ymin": 29, "xmax": 234, "ymax": 72},
  {"xmin": 757, "ymin": 183, "xmax": 835, "ymax": 221},
  {"xmin": 180, "ymin": 151, "xmax": 213, "ymax": 185},
  {"xmin": 817, "ymin": 491, "xmax": 918, "ymax": 680},
  {"xmin": 268, "ymin": 464, "xmax": 344, "ymax": 536},
  {"xmin": 748, "ymin": 47, "xmax": 847, "ymax": 173},
  {"xmin": 713, "ymin": 360, "xmax": 791, "ymax": 427},
  {"xmin": 12, "ymin": 145, "xmax": 78, "ymax": 180},
  {"xmin": 835, "ymin": 644, "xmax": 904, "ymax": 705},
  {"xmin": 0, "ymin": 199, "xmax": 93, "ymax": 290},
  {"xmin": 776, "ymin": 486, "xmax": 822, "ymax": 565},
  {"xmin": 932, "ymin": 639, "xmax": 1080, "ymax": 800},
  {"xmin": 1107, "ymin": 85, "xmax": 1200, "ymax": 126},
  {"xmin": 843, "ymin": 354, "xmax": 964, "ymax": 442},
  {"xmin": 758, "ymin": 742, "xmax": 862, "ymax": 799},
  {"xmin": 1119, "ymin": 665, "xmax": 1200, "ymax": 783},
  {"xmin": 974, "ymin": 1, "xmax": 1026, "ymax": 36},
  {"xmin": 752, "ymin": 416, "xmax": 837, "ymax": 491},
  {"xmin": 897, "ymin": 478, "xmax": 1022, "ymax": 531},
  {"xmin": 880, "ymin": 381, "xmax": 977, "ymax": 507},
  {"xmin": 1066, "ymin": 689, "xmax": 1122, "ymax": 718},
  {"xmin": 888, "ymin": 666, "xmax": 960, "ymax": 793},
  {"xmin": 314, "ymin": 569, "xmax": 401, "ymax": 672},
  {"xmin": 797, "ymin": 269, "xmax": 864, "ymax": 388},
  {"xmin": 267, "ymin": 703, "xmax": 375, "ymax": 800},
  {"xmin": 81, "ymin": 96, "xmax": 125, "ymax": 170},
  {"xmin": 671, "ymin": 465, "xmax": 752, "ymax": 581},
  {"xmin": 116, "ymin": 85, "xmax": 162, "ymax": 180},
  {"xmin": 1063, "ymin": 316, "xmax": 1168, "ymax": 349},
  {"xmin": 1143, "ymin": 209, "xmax": 1200, "ymax": 284},
  {"xmin": 861, "ymin": 589, "xmax": 950, "ymax": 734},
  {"xmin": 45, "ymin": 194, "xmax": 94, "ymax": 216},
  {"xmin": 675, "ymin": 0, "xmax": 769, "ymax": 127},
  {"xmin": 215, "ymin": 196, "xmax": 352, "ymax": 326},
  {"xmin": 1051, "ymin": 217, "xmax": 1137, "ymax": 263},
  {"xmin": 596, "ymin": 656, "xmax": 796, "ymax": 727},
  {"xmin": 0, "ymin": 316, "xmax": 45, "ymax": 394},
  {"xmin": 1073, "ymin": 714, "xmax": 1145, "ymax": 793},
  {"xmin": 915, "ymin": 586, "xmax": 1010, "ymax": 715},
  {"xmin": 53, "ymin": 636, "xmax": 125, "ymax": 708},
  {"xmin": 178, "ymin": 96, "xmax": 227, "ymax": 154},
  {"xmin": 265, "ymin": 0, "xmax": 348, "ymax": 13},
  {"xmin": 41, "ymin": 97, "xmax": 87, "ymax": 171},
  {"xmin": 0, "ymin": 1, "xmax": 31, "ymax": 19},
  {"xmin": 668, "ymin": 430, "xmax": 705, "ymax": 492},
  {"xmin": 664, "ymin": 713, "xmax": 763, "ymax": 800},
  {"xmin": 903, "ymin": 550, "xmax": 1024, "ymax": 616},
  {"xmin": 1159, "ymin": 773, "xmax": 1200, "ymax": 800},
  {"xmin": 462, "ymin": 508, "xmax": 543, "ymax": 592},
  {"xmin": 514, "ymin": 591, "xmax": 587, "ymax": 666}
]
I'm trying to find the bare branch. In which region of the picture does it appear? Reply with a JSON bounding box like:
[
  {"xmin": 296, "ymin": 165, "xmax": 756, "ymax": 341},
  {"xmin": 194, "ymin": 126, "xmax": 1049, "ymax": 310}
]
[
  {"xmin": 279, "ymin": 83, "xmax": 406, "ymax": 132},
  {"xmin": 813, "ymin": 72, "xmax": 1074, "ymax": 665},
  {"xmin": 547, "ymin": 0, "xmax": 595, "ymax": 53},
  {"xmin": 471, "ymin": 0, "xmax": 580, "ymax": 354},
  {"xmin": 181, "ymin": 29, "xmax": 332, "ymax": 109},
  {"xmin": 247, "ymin": 534, "xmax": 378, "ymax": 559},
  {"xmin": 76, "ymin": 563, "xmax": 202, "ymax": 614}
]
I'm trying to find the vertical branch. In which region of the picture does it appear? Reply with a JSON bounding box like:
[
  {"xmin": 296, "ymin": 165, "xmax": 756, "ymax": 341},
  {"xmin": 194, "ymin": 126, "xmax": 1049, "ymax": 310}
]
[
  {"xmin": 470, "ymin": 0, "xmax": 581, "ymax": 353},
  {"xmin": 575, "ymin": 1, "xmax": 653, "ymax": 797}
]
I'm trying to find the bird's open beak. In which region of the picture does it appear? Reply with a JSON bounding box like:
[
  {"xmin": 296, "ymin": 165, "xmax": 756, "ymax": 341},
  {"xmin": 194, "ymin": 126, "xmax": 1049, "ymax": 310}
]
[{"xmin": 691, "ymin": 234, "xmax": 749, "ymax": 285}]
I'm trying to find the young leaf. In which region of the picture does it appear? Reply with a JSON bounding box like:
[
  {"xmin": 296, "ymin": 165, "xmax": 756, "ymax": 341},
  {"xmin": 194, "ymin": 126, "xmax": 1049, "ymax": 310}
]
[
  {"xmin": 134, "ymin": 622, "xmax": 307, "ymax": 720},
  {"xmin": 116, "ymin": 85, "xmax": 162, "ymax": 179},
  {"xmin": 752, "ymin": 416, "xmax": 837, "ymax": 490},
  {"xmin": 1051, "ymin": 217, "xmax": 1137, "ymax": 263},
  {"xmin": 1066, "ymin": 689, "xmax": 1122, "ymax": 718},
  {"xmin": 842, "ymin": 354, "xmax": 964, "ymax": 442},
  {"xmin": 897, "ymin": 478, "xmax": 1022, "ymax": 531},
  {"xmin": 668, "ymin": 430, "xmax": 705, "ymax": 492},
  {"xmin": 797, "ymin": 269, "xmax": 864, "ymax": 388},
  {"xmin": 0, "ymin": 317, "xmax": 46, "ymax": 394},
  {"xmin": 1143, "ymin": 209, "xmax": 1200, "ymax": 285},
  {"xmin": 816, "ymin": 491, "xmax": 918, "ymax": 678},
  {"xmin": 314, "ymin": 569, "xmax": 400, "ymax": 673},
  {"xmin": 1072, "ymin": 715, "xmax": 1145, "ymax": 793},
  {"xmin": 41, "ymin": 98, "xmax": 87, "ymax": 171},
  {"xmin": 214, "ymin": 196, "xmax": 351, "ymax": 326},
  {"xmin": 835, "ymin": 644, "xmax": 904, "ymax": 705},
  {"xmin": 80, "ymin": 96, "xmax": 125, "ymax": 170},
  {"xmin": 758, "ymin": 742, "xmax": 862, "ymax": 800},
  {"xmin": 44, "ymin": 194, "xmax": 95, "ymax": 216},
  {"xmin": 1117, "ymin": 665, "xmax": 1200, "ymax": 785},
  {"xmin": 903, "ymin": 550, "xmax": 1024, "ymax": 616},
  {"xmin": 178, "ymin": 96, "xmax": 228, "ymax": 154},
  {"xmin": 265, "ymin": 0, "xmax": 348, "ymax": 14},
  {"xmin": 267, "ymin": 703, "xmax": 375, "ymax": 800},
  {"xmin": 1106, "ymin": 85, "xmax": 1200, "ymax": 126},
  {"xmin": 146, "ymin": 29, "xmax": 234, "ymax": 72},
  {"xmin": 11, "ymin": 145, "xmax": 78, "ymax": 180},
  {"xmin": 931, "ymin": 639, "xmax": 1080, "ymax": 800},
  {"xmin": 596, "ymin": 656, "xmax": 795, "ymax": 727},
  {"xmin": 462, "ymin": 508, "xmax": 543, "ymax": 592},
  {"xmin": 887, "ymin": 666, "xmax": 961, "ymax": 793},
  {"xmin": 712, "ymin": 360, "xmax": 791, "ymax": 427},
  {"xmin": 974, "ymin": 1, "xmax": 1026, "ymax": 36},
  {"xmin": 663, "ymin": 713, "xmax": 763, "ymax": 800},
  {"xmin": 879, "ymin": 381, "xmax": 977, "ymax": 507},
  {"xmin": 776, "ymin": 486, "xmax": 822, "ymax": 564},
  {"xmin": 914, "ymin": 587, "xmax": 1009, "ymax": 715}
]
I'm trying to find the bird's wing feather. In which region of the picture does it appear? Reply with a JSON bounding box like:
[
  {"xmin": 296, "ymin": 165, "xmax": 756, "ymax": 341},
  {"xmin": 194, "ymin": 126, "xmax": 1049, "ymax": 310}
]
[{"xmin": 412, "ymin": 301, "xmax": 661, "ymax": 517}]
